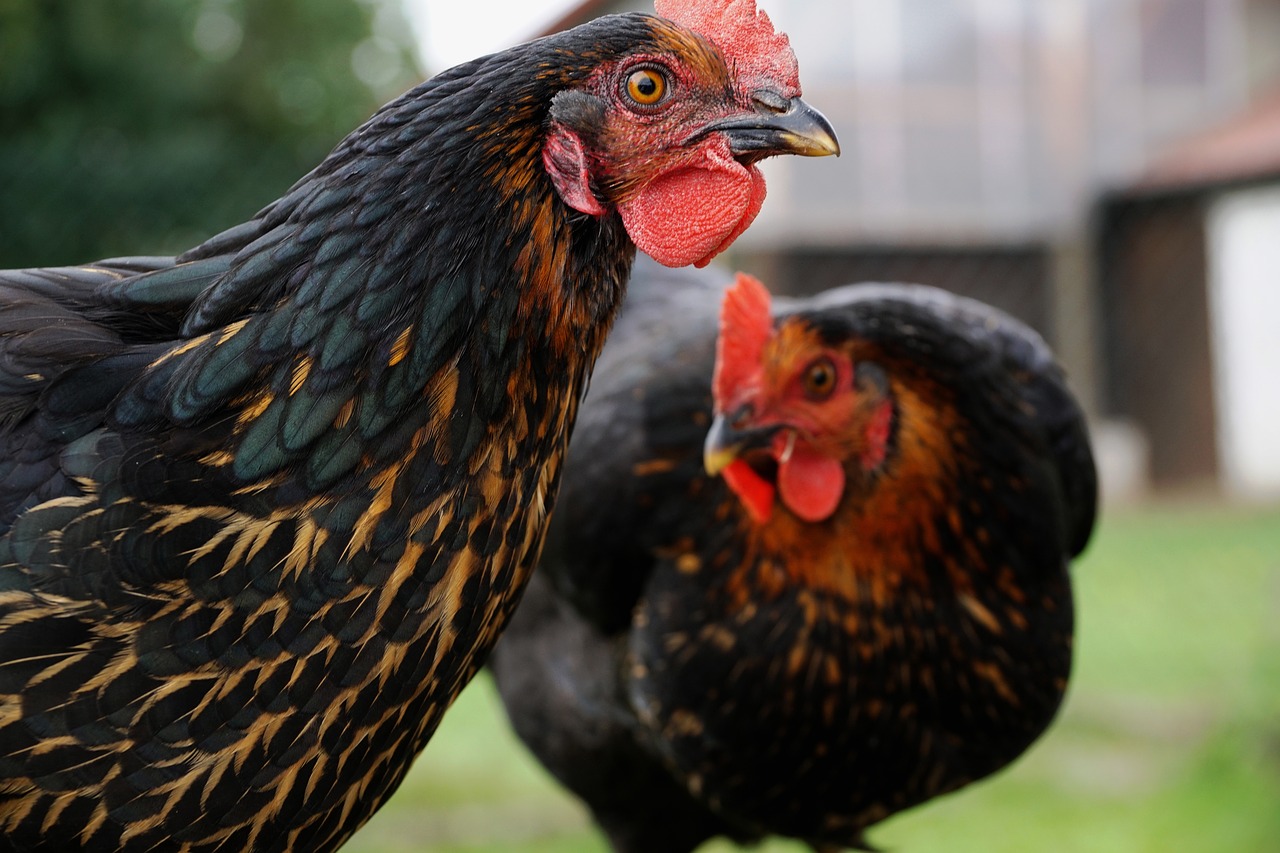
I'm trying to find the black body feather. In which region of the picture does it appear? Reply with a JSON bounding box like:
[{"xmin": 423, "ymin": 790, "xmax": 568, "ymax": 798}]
[
  {"xmin": 491, "ymin": 257, "xmax": 1097, "ymax": 851},
  {"xmin": 0, "ymin": 15, "xmax": 694, "ymax": 851}
]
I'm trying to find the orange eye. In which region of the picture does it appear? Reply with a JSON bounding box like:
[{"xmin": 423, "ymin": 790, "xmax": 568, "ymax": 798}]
[
  {"xmin": 802, "ymin": 358, "xmax": 837, "ymax": 399},
  {"xmin": 624, "ymin": 68, "xmax": 667, "ymax": 107}
]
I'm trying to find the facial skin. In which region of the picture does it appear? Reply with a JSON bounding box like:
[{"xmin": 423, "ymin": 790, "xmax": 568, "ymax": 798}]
[
  {"xmin": 705, "ymin": 274, "xmax": 894, "ymax": 524},
  {"xmin": 542, "ymin": 18, "xmax": 838, "ymax": 268}
]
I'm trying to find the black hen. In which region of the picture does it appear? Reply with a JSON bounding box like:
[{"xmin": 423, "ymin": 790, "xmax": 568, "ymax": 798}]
[
  {"xmin": 0, "ymin": 5, "xmax": 836, "ymax": 849},
  {"xmin": 491, "ymin": 258, "xmax": 1096, "ymax": 851}
]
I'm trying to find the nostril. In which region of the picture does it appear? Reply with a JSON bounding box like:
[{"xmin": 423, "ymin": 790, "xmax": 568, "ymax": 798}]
[{"xmin": 751, "ymin": 90, "xmax": 789, "ymax": 114}]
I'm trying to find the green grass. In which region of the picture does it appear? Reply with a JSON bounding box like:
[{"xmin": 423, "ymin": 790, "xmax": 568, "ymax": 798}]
[{"xmin": 347, "ymin": 503, "xmax": 1280, "ymax": 852}]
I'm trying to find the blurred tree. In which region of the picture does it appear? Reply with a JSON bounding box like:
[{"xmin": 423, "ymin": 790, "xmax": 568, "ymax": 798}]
[{"xmin": 0, "ymin": 0, "xmax": 421, "ymax": 266}]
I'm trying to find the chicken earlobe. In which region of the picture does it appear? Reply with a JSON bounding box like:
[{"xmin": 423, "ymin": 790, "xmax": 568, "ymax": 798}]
[{"xmin": 544, "ymin": 90, "xmax": 609, "ymax": 217}]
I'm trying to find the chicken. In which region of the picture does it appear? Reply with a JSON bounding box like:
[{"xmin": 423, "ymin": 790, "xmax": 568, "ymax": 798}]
[
  {"xmin": 490, "ymin": 258, "xmax": 1096, "ymax": 851},
  {"xmin": 0, "ymin": 3, "xmax": 838, "ymax": 849}
]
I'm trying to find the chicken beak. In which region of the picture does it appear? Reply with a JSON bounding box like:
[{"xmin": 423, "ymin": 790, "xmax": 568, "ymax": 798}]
[
  {"xmin": 703, "ymin": 410, "xmax": 781, "ymax": 476},
  {"xmin": 710, "ymin": 96, "xmax": 841, "ymax": 159}
]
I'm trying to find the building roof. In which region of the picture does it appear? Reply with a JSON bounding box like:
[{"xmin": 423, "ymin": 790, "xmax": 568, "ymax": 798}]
[
  {"xmin": 1136, "ymin": 88, "xmax": 1280, "ymax": 192},
  {"xmin": 541, "ymin": 0, "xmax": 1280, "ymax": 243},
  {"xmin": 538, "ymin": 0, "xmax": 620, "ymax": 36}
]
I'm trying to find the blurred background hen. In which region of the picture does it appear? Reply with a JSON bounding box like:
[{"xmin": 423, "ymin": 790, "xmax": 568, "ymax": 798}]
[
  {"xmin": 0, "ymin": 1, "xmax": 837, "ymax": 849},
  {"xmin": 491, "ymin": 258, "xmax": 1096, "ymax": 851}
]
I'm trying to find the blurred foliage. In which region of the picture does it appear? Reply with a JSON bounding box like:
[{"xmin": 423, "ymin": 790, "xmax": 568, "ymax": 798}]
[{"xmin": 0, "ymin": 0, "xmax": 421, "ymax": 267}]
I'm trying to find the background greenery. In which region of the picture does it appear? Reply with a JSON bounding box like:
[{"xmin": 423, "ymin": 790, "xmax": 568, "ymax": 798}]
[
  {"xmin": 0, "ymin": 0, "xmax": 419, "ymax": 268},
  {"xmin": 354, "ymin": 502, "xmax": 1280, "ymax": 852}
]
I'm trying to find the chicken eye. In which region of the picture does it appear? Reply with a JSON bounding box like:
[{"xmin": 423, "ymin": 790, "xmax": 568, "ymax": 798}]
[
  {"xmin": 624, "ymin": 68, "xmax": 667, "ymax": 107},
  {"xmin": 802, "ymin": 358, "xmax": 837, "ymax": 399}
]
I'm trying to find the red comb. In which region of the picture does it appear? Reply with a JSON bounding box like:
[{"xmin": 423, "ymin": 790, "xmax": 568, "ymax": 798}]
[
  {"xmin": 712, "ymin": 272, "xmax": 773, "ymax": 410},
  {"xmin": 655, "ymin": 0, "xmax": 801, "ymax": 96}
]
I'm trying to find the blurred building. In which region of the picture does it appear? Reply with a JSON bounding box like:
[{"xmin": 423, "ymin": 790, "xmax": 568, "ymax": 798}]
[
  {"xmin": 1102, "ymin": 89, "xmax": 1280, "ymax": 499},
  {"xmin": 545, "ymin": 0, "xmax": 1280, "ymax": 501}
]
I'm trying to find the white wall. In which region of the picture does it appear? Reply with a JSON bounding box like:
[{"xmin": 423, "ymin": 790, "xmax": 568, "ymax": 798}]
[{"xmin": 1207, "ymin": 182, "xmax": 1280, "ymax": 500}]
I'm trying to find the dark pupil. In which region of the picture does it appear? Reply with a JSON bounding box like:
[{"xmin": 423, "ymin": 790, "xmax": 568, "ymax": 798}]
[
  {"xmin": 811, "ymin": 366, "xmax": 831, "ymax": 389},
  {"xmin": 635, "ymin": 73, "xmax": 657, "ymax": 96}
]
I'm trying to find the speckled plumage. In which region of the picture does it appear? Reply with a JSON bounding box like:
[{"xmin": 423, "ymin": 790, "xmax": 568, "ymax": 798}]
[
  {"xmin": 491, "ymin": 258, "xmax": 1097, "ymax": 851},
  {"xmin": 0, "ymin": 10, "xmax": 830, "ymax": 850}
]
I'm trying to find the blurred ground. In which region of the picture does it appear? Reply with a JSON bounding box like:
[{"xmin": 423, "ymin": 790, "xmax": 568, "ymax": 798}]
[{"xmin": 349, "ymin": 501, "xmax": 1280, "ymax": 853}]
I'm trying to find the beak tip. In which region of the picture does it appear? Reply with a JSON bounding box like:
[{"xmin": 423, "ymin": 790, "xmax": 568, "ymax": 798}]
[
  {"xmin": 782, "ymin": 97, "xmax": 840, "ymax": 158},
  {"xmin": 704, "ymin": 450, "xmax": 734, "ymax": 478},
  {"xmin": 713, "ymin": 96, "xmax": 841, "ymax": 160},
  {"xmin": 703, "ymin": 413, "xmax": 737, "ymax": 477}
]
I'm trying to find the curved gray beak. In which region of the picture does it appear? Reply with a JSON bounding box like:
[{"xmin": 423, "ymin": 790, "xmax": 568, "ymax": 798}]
[
  {"xmin": 710, "ymin": 96, "xmax": 841, "ymax": 159},
  {"xmin": 703, "ymin": 410, "xmax": 783, "ymax": 476}
]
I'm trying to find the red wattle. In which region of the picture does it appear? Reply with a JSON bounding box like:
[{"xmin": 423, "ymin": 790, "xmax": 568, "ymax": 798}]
[
  {"xmin": 777, "ymin": 443, "xmax": 845, "ymax": 523},
  {"xmin": 699, "ymin": 164, "xmax": 766, "ymax": 267},
  {"xmin": 721, "ymin": 459, "xmax": 775, "ymax": 524},
  {"xmin": 618, "ymin": 155, "xmax": 765, "ymax": 269}
]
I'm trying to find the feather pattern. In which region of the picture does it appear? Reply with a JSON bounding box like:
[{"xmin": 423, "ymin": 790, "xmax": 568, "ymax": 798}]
[
  {"xmin": 492, "ymin": 258, "xmax": 1096, "ymax": 852},
  {"xmin": 0, "ymin": 1, "xmax": 837, "ymax": 843},
  {"xmin": 0, "ymin": 16, "xmax": 680, "ymax": 851}
]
